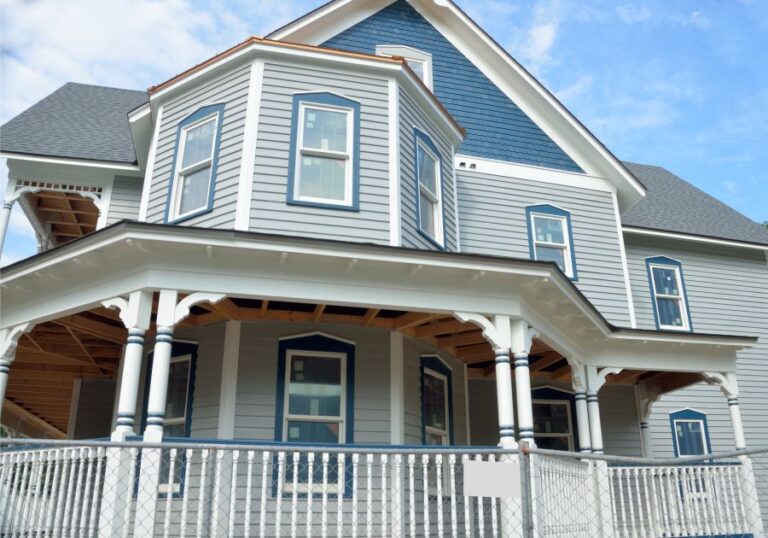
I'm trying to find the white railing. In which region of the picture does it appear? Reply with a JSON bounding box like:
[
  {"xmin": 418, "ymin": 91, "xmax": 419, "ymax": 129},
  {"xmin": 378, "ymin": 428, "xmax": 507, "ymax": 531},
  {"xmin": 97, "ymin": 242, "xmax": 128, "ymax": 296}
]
[
  {"xmin": 533, "ymin": 454, "xmax": 597, "ymax": 537},
  {"xmin": 608, "ymin": 463, "xmax": 747, "ymax": 538}
]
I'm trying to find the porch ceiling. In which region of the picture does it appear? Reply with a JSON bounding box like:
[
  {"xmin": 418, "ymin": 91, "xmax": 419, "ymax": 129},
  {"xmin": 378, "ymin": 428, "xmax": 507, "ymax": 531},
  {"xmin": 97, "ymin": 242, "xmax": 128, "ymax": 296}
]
[{"xmin": 23, "ymin": 190, "xmax": 99, "ymax": 245}]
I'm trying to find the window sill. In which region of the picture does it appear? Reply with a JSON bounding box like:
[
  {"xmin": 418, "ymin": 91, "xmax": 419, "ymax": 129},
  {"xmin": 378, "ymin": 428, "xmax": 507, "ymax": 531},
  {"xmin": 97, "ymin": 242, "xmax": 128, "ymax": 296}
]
[
  {"xmin": 286, "ymin": 198, "xmax": 359, "ymax": 212},
  {"xmin": 417, "ymin": 228, "xmax": 446, "ymax": 251},
  {"xmin": 165, "ymin": 206, "xmax": 214, "ymax": 225}
]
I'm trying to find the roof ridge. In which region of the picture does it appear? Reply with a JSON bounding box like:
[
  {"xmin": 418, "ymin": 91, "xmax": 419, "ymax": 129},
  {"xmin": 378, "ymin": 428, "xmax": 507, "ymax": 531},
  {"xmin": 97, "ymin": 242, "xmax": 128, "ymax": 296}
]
[{"xmin": 62, "ymin": 81, "xmax": 147, "ymax": 95}]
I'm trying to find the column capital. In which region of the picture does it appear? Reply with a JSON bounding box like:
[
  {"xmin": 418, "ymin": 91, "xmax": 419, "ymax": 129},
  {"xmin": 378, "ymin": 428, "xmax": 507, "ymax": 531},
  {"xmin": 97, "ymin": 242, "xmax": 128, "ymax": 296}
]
[
  {"xmin": 0, "ymin": 322, "xmax": 33, "ymax": 363},
  {"xmin": 703, "ymin": 371, "xmax": 739, "ymax": 398},
  {"xmin": 102, "ymin": 290, "xmax": 153, "ymax": 331}
]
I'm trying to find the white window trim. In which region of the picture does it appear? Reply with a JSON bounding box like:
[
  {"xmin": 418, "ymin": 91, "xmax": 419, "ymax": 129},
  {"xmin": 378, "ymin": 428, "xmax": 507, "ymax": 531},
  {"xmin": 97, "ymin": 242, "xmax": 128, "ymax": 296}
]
[
  {"xmin": 672, "ymin": 418, "xmax": 709, "ymax": 456},
  {"xmin": 169, "ymin": 114, "xmax": 218, "ymax": 221},
  {"xmin": 423, "ymin": 367, "xmax": 450, "ymax": 445},
  {"xmin": 649, "ymin": 263, "xmax": 690, "ymax": 331},
  {"xmin": 530, "ymin": 213, "xmax": 574, "ymax": 278},
  {"xmin": 294, "ymin": 102, "xmax": 354, "ymax": 206},
  {"xmin": 376, "ymin": 44, "xmax": 434, "ymax": 90},
  {"xmin": 416, "ymin": 139, "xmax": 444, "ymax": 244},
  {"xmin": 532, "ymin": 399, "xmax": 574, "ymax": 451}
]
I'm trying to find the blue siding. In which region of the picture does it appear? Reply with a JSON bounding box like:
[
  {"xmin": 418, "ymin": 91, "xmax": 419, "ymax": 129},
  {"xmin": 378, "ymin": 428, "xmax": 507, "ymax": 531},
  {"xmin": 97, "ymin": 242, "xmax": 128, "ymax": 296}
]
[{"xmin": 323, "ymin": 0, "xmax": 581, "ymax": 172}]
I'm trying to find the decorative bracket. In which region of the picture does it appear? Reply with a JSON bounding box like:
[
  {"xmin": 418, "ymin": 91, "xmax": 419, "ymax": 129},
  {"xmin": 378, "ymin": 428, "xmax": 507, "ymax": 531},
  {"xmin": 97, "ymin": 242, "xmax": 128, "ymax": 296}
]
[
  {"xmin": 102, "ymin": 290, "xmax": 154, "ymax": 331},
  {"xmin": 454, "ymin": 312, "xmax": 511, "ymax": 352},
  {"xmin": 0, "ymin": 323, "xmax": 32, "ymax": 362},
  {"xmin": 703, "ymin": 371, "xmax": 739, "ymax": 398}
]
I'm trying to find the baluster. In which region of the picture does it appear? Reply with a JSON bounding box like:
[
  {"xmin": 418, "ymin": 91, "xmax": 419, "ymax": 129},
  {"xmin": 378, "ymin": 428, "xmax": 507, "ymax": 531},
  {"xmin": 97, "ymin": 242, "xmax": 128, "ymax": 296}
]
[
  {"xmin": 366, "ymin": 454, "xmax": 373, "ymax": 538},
  {"xmin": 0, "ymin": 451, "xmax": 14, "ymax": 531},
  {"xmin": 717, "ymin": 467, "xmax": 733, "ymax": 534},
  {"xmin": 306, "ymin": 452, "xmax": 315, "ymax": 537},
  {"xmin": 275, "ymin": 451, "xmax": 285, "ymax": 538},
  {"xmin": 72, "ymin": 448, "xmax": 88, "ymax": 535},
  {"xmin": 421, "ymin": 454, "xmax": 429, "ymax": 536},
  {"xmin": 26, "ymin": 451, "xmax": 43, "ymax": 536},
  {"xmin": 461, "ymin": 455, "xmax": 471, "ymax": 538},
  {"xmin": 259, "ymin": 451, "xmax": 269, "ymax": 538},
  {"xmin": 408, "ymin": 454, "xmax": 416, "ymax": 538},
  {"xmin": 123, "ymin": 448, "xmax": 139, "ymax": 538},
  {"xmin": 211, "ymin": 450, "xmax": 225, "ymax": 537},
  {"xmin": 627, "ymin": 468, "xmax": 637, "ymax": 538},
  {"xmin": 197, "ymin": 449, "xmax": 210, "ymax": 538},
  {"xmin": 337, "ymin": 453, "xmax": 345, "ymax": 538},
  {"xmin": 688, "ymin": 467, "xmax": 701, "ymax": 535},
  {"xmin": 475, "ymin": 455, "xmax": 484, "ymax": 537},
  {"xmin": 229, "ymin": 450, "xmax": 239, "ymax": 538},
  {"xmin": 351, "ymin": 454, "xmax": 359, "ymax": 538},
  {"xmin": 321, "ymin": 453, "xmax": 329, "ymax": 538},
  {"xmin": 34, "ymin": 450, "xmax": 54, "ymax": 537},
  {"xmin": 726, "ymin": 465, "xmax": 745, "ymax": 531},
  {"xmin": 669, "ymin": 467, "xmax": 683, "ymax": 537},
  {"xmin": 88, "ymin": 447, "xmax": 106, "ymax": 538},
  {"xmin": 163, "ymin": 448, "xmax": 178, "ymax": 538},
  {"xmin": 489, "ymin": 455, "xmax": 498, "ymax": 538},
  {"xmin": 291, "ymin": 452, "xmax": 299, "ymax": 538},
  {"xmin": 12, "ymin": 451, "xmax": 31, "ymax": 534},
  {"xmin": 63, "ymin": 450, "xmax": 80, "ymax": 536},
  {"xmin": 79, "ymin": 448, "xmax": 96, "ymax": 536},
  {"xmin": 180, "ymin": 449, "xmax": 194, "ymax": 538},
  {"xmin": 436, "ymin": 454, "xmax": 444, "ymax": 537},
  {"xmin": 244, "ymin": 451, "xmax": 255, "ymax": 538},
  {"xmin": 698, "ymin": 467, "xmax": 711, "ymax": 536},
  {"xmin": 393, "ymin": 454, "xmax": 403, "ymax": 538}
]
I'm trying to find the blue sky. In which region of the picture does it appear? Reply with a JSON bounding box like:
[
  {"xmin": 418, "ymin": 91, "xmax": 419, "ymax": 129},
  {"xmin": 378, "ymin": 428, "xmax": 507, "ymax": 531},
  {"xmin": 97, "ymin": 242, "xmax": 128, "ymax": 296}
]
[{"xmin": 1, "ymin": 0, "xmax": 766, "ymax": 264}]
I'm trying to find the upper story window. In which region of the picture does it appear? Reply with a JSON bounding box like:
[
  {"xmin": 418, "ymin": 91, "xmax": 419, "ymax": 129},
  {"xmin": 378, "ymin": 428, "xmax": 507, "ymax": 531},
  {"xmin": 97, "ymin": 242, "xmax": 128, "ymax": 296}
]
[
  {"xmin": 287, "ymin": 93, "xmax": 361, "ymax": 211},
  {"xmin": 414, "ymin": 129, "xmax": 444, "ymax": 247},
  {"xmin": 670, "ymin": 409, "xmax": 710, "ymax": 456},
  {"xmin": 525, "ymin": 204, "xmax": 579, "ymax": 280},
  {"xmin": 420, "ymin": 356, "xmax": 453, "ymax": 446},
  {"xmin": 376, "ymin": 45, "xmax": 433, "ymax": 90},
  {"xmin": 166, "ymin": 104, "xmax": 225, "ymax": 223},
  {"xmin": 646, "ymin": 256, "xmax": 692, "ymax": 331}
]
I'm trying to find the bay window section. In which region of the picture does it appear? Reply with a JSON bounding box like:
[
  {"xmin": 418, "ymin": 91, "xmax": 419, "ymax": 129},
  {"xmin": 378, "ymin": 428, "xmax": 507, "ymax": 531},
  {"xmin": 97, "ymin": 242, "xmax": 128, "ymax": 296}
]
[{"xmin": 646, "ymin": 256, "xmax": 692, "ymax": 331}]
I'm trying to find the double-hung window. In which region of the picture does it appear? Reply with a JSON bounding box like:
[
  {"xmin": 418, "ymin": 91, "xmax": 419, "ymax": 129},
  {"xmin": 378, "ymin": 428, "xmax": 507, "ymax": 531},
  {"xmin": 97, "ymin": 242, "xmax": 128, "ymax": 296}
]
[
  {"xmin": 423, "ymin": 370, "xmax": 450, "ymax": 446},
  {"xmin": 670, "ymin": 409, "xmax": 710, "ymax": 457},
  {"xmin": 288, "ymin": 93, "xmax": 360, "ymax": 210},
  {"xmin": 532, "ymin": 400, "xmax": 574, "ymax": 451},
  {"xmin": 415, "ymin": 131, "xmax": 443, "ymax": 245},
  {"xmin": 167, "ymin": 104, "xmax": 224, "ymax": 222},
  {"xmin": 526, "ymin": 205, "xmax": 578, "ymax": 279},
  {"xmin": 646, "ymin": 256, "xmax": 692, "ymax": 331}
]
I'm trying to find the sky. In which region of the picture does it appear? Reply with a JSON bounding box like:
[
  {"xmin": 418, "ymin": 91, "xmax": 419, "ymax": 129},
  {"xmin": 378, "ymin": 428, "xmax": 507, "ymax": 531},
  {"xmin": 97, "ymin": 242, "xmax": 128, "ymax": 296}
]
[{"xmin": 1, "ymin": 0, "xmax": 766, "ymax": 265}]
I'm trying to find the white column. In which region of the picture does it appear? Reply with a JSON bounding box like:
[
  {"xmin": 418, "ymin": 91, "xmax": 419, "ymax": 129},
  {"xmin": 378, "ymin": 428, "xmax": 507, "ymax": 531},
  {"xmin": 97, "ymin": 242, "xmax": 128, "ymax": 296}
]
[
  {"xmin": 571, "ymin": 363, "xmax": 592, "ymax": 453},
  {"xmin": 494, "ymin": 345, "xmax": 517, "ymax": 448},
  {"xmin": 143, "ymin": 290, "xmax": 178, "ymax": 443},
  {"xmin": 217, "ymin": 321, "xmax": 242, "ymax": 439},
  {"xmin": 635, "ymin": 389, "xmax": 657, "ymax": 459},
  {"xmin": 389, "ymin": 331, "xmax": 405, "ymax": 445},
  {"xmin": 727, "ymin": 395, "xmax": 747, "ymax": 450},
  {"xmin": 513, "ymin": 352, "xmax": 534, "ymax": 446},
  {"xmin": 0, "ymin": 199, "xmax": 14, "ymax": 257},
  {"xmin": 585, "ymin": 366, "xmax": 605, "ymax": 454}
]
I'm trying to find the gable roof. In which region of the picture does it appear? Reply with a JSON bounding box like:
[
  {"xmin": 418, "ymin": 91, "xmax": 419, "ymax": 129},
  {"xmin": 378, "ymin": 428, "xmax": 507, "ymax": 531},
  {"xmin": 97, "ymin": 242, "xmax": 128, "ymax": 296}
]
[
  {"xmin": 267, "ymin": 0, "xmax": 647, "ymax": 210},
  {"xmin": 0, "ymin": 82, "xmax": 148, "ymax": 164},
  {"xmin": 622, "ymin": 162, "xmax": 768, "ymax": 247}
]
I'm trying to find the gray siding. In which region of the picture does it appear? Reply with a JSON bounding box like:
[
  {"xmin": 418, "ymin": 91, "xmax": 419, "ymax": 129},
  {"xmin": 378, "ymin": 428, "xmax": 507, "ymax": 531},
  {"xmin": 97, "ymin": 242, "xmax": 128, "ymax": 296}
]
[
  {"xmin": 106, "ymin": 175, "xmax": 142, "ymax": 224},
  {"xmin": 403, "ymin": 336, "xmax": 468, "ymax": 445},
  {"xmin": 235, "ymin": 321, "xmax": 391, "ymax": 444},
  {"xmin": 145, "ymin": 64, "xmax": 250, "ymax": 227},
  {"xmin": 625, "ymin": 237, "xmax": 768, "ymax": 458},
  {"xmin": 399, "ymin": 86, "xmax": 458, "ymax": 251},
  {"xmin": 249, "ymin": 61, "xmax": 390, "ymax": 244},
  {"xmin": 458, "ymin": 169, "xmax": 633, "ymax": 326}
]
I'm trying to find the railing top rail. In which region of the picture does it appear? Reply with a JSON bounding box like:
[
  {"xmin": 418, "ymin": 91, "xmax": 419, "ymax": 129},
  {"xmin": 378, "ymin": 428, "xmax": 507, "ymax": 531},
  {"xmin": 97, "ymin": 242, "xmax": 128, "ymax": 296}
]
[
  {"xmin": 524, "ymin": 445, "xmax": 768, "ymax": 466},
  {"xmin": 0, "ymin": 437, "xmax": 515, "ymax": 456}
]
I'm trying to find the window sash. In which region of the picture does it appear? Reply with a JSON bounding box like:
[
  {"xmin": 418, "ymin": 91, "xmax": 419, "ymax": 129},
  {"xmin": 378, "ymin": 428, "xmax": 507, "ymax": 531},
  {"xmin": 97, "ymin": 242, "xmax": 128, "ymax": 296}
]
[
  {"xmin": 649, "ymin": 264, "xmax": 689, "ymax": 330},
  {"xmin": 171, "ymin": 115, "xmax": 218, "ymax": 219},
  {"xmin": 295, "ymin": 103, "xmax": 354, "ymax": 205},
  {"xmin": 423, "ymin": 368, "xmax": 449, "ymax": 443},
  {"xmin": 416, "ymin": 140, "xmax": 442, "ymax": 242},
  {"xmin": 673, "ymin": 419, "xmax": 708, "ymax": 456},
  {"xmin": 166, "ymin": 355, "xmax": 192, "ymax": 425},
  {"xmin": 532, "ymin": 399, "xmax": 574, "ymax": 451},
  {"xmin": 530, "ymin": 213, "xmax": 572, "ymax": 276}
]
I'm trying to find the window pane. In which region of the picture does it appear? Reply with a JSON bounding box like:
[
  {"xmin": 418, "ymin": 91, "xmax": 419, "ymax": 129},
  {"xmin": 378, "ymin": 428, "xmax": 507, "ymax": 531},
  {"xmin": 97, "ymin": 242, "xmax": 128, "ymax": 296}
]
[
  {"xmin": 178, "ymin": 167, "xmax": 211, "ymax": 215},
  {"xmin": 427, "ymin": 432, "xmax": 447, "ymax": 446},
  {"xmin": 657, "ymin": 298, "xmax": 684, "ymax": 327},
  {"xmin": 298, "ymin": 156, "xmax": 347, "ymax": 201},
  {"xmin": 676, "ymin": 421, "xmax": 706, "ymax": 456},
  {"xmin": 534, "ymin": 436, "xmax": 570, "ymax": 451},
  {"xmin": 286, "ymin": 420, "xmax": 340, "ymax": 444},
  {"xmin": 165, "ymin": 360, "xmax": 190, "ymax": 421},
  {"xmin": 407, "ymin": 59, "xmax": 425, "ymax": 80},
  {"xmin": 302, "ymin": 108, "xmax": 348, "ymax": 152},
  {"xmin": 419, "ymin": 192, "xmax": 436, "ymax": 236},
  {"xmin": 181, "ymin": 119, "xmax": 215, "ymax": 168},
  {"xmin": 423, "ymin": 373, "xmax": 447, "ymax": 431},
  {"xmin": 652, "ymin": 267, "xmax": 680, "ymax": 295},
  {"xmin": 534, "ymin": 216, "xmax": 565, "ymax": 244},
  {"xmin": 417, "ymin": 144, "xmax": 438, "ymax": 194},
  {"xmin": 288, "ymin": 356, "xmax": 342, "ymax": 417},
  {"xmin": 532, "ymin": 403, "xmax": 570, "ymax": 435},
  {"xmin": 536, "ymin": 245, "xmax": 567, "ymax": 272}
]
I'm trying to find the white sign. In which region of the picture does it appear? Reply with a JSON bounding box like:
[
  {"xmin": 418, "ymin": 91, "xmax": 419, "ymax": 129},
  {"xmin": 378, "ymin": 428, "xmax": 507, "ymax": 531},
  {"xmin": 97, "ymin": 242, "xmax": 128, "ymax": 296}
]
[{"xmin": 463, "ymin": 460, "xmax": 521, "ymax": 498}]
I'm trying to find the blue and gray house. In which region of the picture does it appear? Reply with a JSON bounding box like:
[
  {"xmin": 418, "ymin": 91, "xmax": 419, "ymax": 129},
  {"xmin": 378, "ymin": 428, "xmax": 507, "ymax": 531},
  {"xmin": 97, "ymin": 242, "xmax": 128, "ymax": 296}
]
[{"xmin": 0, "ymin": 1, "xmax": 766, "ymax": 536}]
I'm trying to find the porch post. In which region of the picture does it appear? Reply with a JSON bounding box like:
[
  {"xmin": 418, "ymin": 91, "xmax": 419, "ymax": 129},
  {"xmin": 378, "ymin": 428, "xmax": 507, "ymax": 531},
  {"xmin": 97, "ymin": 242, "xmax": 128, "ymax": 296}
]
[
  {"xmin": 511, "ymin": 319, "xmax": 535, "ymax": 447},
  {"xmin": 635, "ymin": 386, "xmax": 658, "ymax": 458},
  {"xmin": 0, "ymin": 199, "xmax": 14, "ymax": 257},
  {"xmin": 0, "ymin": 324, "xmax": 31, "ymax": 414},
  {"xmin": 585, "ymin": 366, "xmax": 605, "ymax": 454},
  {"xmin": 570, "ymin": 362, "xmax": 591, "ymax": 453},
  {"xmin": 585, "ymin": 366, "xmax": 616, "ymax": 538}
]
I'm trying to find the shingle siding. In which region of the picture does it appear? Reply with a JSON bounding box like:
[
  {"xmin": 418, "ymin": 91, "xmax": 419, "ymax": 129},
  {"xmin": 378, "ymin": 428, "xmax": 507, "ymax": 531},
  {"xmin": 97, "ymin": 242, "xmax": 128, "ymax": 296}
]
[
  {"xmin": 106, "ymin": 175, "xmax": 142, "ymax": 224},
  {"xmin": 399, "ymin": 86, "xmax": 458, "ymax": 251},
  {"xmin": 458, "ymin": 168, "xmax": 633, "ymax": 326},
  {"xmin": 145, "ymin": 64, "xmax": 251, "ymax": 228},
  {"xmin": 248, "ymin": 60, "xmax": 390, "ymax": 244},
  {"xmin": 323, "ymin": 0, "xmax": 581, "ymax": 172}
]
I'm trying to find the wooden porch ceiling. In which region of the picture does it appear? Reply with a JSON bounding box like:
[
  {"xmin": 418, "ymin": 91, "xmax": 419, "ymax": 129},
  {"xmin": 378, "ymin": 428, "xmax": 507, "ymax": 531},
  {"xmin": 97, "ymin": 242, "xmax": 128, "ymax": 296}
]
[
  {"xmin": 23, "ymin": 191, "xmax": 99, "ymax": 245},
  {"xmin": 6, "ymin": 295, "xmax": 677, "ymax": 436}
]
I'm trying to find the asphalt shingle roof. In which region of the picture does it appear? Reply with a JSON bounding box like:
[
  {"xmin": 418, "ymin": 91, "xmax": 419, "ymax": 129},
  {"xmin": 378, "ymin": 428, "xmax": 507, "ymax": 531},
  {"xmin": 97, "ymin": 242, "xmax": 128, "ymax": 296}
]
[
  {"xmin": 622, "ymin": 162, "xmax": 768, "ymax": 246},
  {"xmin": 0, "ymin": 82, "xmax": 148, "ymax": 164}
]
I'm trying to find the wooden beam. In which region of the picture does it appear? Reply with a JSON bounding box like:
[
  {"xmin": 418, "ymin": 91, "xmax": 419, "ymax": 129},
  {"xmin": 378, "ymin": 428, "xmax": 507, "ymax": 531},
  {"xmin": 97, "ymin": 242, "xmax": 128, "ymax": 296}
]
[
  {"xmin": 436, "ymin": 331, "xmax": 486, "ymax": 348},
  {"xmin": 260, "ymin": 300, "xmax": 269, "ymax": 315},
  {"xmin": 312, "ymin": 304, "xmax": 326, "ymax": 322},
  {"xmin": 550, "ymin": 363, "xmax": 572, "ymax": 381},
  {"xmin": 414, "ymin": 319, "xmax": 467, "ymax": 338},
  {"xmin": 394, "ymin": 312, "xmax": 442, "ymax": 330},
  {"xmin": 16, "ymin": 346, "xmax": 97, "ymax": 367},
  {"xmin": 362, "ymin": 309, "xmax": 380, "ymax": 327},
  {"xmin": 530, "ymin": 352, "xmax": 564, "ymax": 372},
  {"xmin": 607, "ymin": 370, "xmax": 647, "ymax": 384},
  {"xmin": 2, "ymin": 399, "xmax": 67, "ymax": 438},
  {"xmin": 56, "ymin": 315, "xmax": 126, "ymax": 344},
  {"xmin": 205, "ymin": 298, "xmax": 241, "ymax": 320}
]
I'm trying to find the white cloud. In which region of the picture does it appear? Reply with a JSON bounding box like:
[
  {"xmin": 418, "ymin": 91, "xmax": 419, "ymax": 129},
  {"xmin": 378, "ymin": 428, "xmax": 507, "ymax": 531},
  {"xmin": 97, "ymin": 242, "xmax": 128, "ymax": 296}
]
[
  {"xmin": 616, "ymin": 4, "xmax": 652, "ymax": 24},
  {"xmin": 555, "ymin": 74, "xmax": 594, "ymax": 102},
  {"xmin": 523, "ymin": 23, "xmax": 558, "ymax": 65},
  {"xmin": 688, "ymin": 11, "xmax": 711, "ymax": 30}
]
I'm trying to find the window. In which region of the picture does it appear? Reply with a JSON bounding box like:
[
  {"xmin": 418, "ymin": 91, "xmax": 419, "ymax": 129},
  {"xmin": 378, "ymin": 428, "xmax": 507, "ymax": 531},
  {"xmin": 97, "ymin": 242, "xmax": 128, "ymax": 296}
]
[
  {"xmin": 274, "ymin": 333, "xmax": 355, "ymax": 495},
  {"xmin": 420, "ymin": 356, "xmax": 453, "ymax": 445},
  {"xmin": 166, "ymin": 104, "xmax": 224, "ymax": 222},
  {"xmin": 670, "ymin": 409, "xmax": 711, "ymax": 457},
  {"xmin": 376, "ymin": 45, "xmax": 433, "ymax": 89},
  {"xmin": 526, "ymin": 204, "xmax": 578, "ymax": 279},
  {"xmin": 533, "ymin": 400, "xmax": 574, "ymax": 451},
  {"xmin": 646, "ymin": 257, "xmax": 692, "ymax": 331},
  {"xmin": 414, "ymin": 130, "xmax": 444, "ymax": 246},
  {"xmin": 287, "ymin": 93, "xmax": 360, "ymax": 210}
]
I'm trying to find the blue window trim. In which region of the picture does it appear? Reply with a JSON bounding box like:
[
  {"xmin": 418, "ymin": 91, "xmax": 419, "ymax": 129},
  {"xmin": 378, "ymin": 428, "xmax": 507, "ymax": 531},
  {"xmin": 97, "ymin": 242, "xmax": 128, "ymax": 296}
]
[
  {"xmin": 413, "ymin": 129, "xmax": 447, "ymax": 250},
  {"xmin": 273, "ymin": 333, "xmax": 356, "ymax": 498},
  {"xmin": 137, "ymin": 341, "xmax": 198, "ymax": 499},
  {"xmin": 645, "ymin": 256, "xmax": 693, "ymax": 332},
  {"xmin": 530, "ymin": 386, "xmax": 580, "ymax": 451},
  {"xmin": 419, "ymin": 355, "xmax": 454, "ymax": 445},
  {"xmin": 163, "ymin": 103, "xmax": 226, "ymax": 224},
  {"xmin": 525, "ymin": 204, "xmax": 579, "ymax": 281},
  {"xmin": 286, "ymin": 92, "xmax": 361, "ymax": 211},
  {"xmin": 669, "ymin": 408, "xmax": 712, "ymax": 457}
]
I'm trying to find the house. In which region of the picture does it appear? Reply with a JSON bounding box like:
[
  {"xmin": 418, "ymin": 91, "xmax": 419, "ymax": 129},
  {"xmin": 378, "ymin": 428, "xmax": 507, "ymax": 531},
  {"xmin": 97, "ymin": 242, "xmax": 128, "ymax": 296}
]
[{"xmin": 1, "ymin": 0, "xmax": 766, "ymax": 536}]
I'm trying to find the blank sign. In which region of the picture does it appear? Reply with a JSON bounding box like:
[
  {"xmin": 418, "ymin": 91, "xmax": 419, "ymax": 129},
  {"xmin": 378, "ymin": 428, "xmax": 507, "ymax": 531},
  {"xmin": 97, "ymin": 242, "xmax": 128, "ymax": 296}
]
[{"xmin": 463, "ymin": 460, "xmax": 521, "ymax": 498}]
